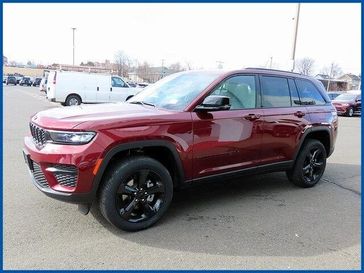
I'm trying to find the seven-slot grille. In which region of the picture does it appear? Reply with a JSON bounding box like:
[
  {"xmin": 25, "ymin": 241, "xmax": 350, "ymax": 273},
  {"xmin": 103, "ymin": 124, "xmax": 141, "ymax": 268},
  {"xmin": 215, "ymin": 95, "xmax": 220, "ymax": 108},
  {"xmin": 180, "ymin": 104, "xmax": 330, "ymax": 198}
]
[
  {"xmin": 29, "ymin": 123, "xmax": 48, "ymax": 146},
  {"xmin": 32, "ymin": 162, "xmax": 49, "ymax": 188}
]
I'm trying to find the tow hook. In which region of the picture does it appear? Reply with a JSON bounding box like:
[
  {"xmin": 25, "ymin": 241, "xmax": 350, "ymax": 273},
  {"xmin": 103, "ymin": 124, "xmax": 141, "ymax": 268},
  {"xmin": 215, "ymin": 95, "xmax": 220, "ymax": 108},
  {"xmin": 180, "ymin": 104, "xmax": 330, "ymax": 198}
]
[{"xmin": 78, "ymin": 203, "xmax": 91, "ymax": 215}]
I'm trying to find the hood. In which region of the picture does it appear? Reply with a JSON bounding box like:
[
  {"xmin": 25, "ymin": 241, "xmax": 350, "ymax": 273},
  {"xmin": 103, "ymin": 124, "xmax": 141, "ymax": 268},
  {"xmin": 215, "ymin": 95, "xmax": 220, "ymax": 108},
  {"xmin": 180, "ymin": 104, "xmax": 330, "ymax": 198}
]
[
  {"xmin": 31, "ymin": 102, "xmax": 173, "ymax": 130},
  {"xmin": 332, "ymin": 100, "xmax": 353, "ymax": 104}
]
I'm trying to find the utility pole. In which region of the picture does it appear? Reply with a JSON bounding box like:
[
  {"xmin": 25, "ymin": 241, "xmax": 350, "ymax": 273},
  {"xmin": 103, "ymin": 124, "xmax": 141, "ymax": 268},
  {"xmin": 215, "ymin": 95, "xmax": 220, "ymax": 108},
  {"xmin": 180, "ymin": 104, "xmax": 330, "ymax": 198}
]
[
  {"xmin": 216, "ymin": 60, "xmax": 224, "ymax": 69},
  {"xmin": 72, "ymin": 27, "xmax": 76, "ymax": 66},
  {"xmin": 291, "ymin": 3, "xmax": 301, "ymax": 72},
  {"xmin": 326, "ymin": 63, "xmax": 334, "ymax": 91},
  {"xmin": 269, "ymin": 56, "xmax": 273, "ymax": 69},
  {"xmin": 161, "ymin": 59, "xmax": 165, "ymax": 79}
]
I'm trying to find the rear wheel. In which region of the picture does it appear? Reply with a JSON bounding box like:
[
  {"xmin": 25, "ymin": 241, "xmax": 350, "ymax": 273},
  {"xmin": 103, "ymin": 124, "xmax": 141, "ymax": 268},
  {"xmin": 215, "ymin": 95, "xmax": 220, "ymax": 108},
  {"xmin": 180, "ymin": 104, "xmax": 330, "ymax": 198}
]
[
  {"xmin": 65, "ymin": 94, "xmax": 81, "ymax": 106},
  {"xmin": 286, "ymin": 139, "xmax": 327, "ymax": 188},
  {"xmin": 98, "ymin": 156, "xmax": 173, "ymax": 231}
]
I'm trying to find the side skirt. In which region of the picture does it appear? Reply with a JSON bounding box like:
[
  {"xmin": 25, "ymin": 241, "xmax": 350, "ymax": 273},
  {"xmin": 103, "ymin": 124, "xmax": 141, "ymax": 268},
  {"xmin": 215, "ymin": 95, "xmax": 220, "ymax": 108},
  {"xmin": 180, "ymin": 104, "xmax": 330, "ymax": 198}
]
[{"xmin": 184, "ymin": 160, "xmax": 294, "ymax": 186}]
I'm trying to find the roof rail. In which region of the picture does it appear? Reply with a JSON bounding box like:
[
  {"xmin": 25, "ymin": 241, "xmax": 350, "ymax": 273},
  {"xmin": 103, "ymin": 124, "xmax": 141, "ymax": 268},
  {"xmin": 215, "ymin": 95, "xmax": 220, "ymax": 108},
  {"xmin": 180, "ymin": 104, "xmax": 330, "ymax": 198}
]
[{"xmin": 245, "ymin": 67, "xmax": 302, "ymax": 75}]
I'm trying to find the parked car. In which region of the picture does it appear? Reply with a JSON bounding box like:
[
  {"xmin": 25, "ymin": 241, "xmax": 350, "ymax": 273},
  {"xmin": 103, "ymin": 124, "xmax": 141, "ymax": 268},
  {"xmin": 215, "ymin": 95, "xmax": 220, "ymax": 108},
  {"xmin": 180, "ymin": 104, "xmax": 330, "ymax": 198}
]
[
  {"xmin": 327, "ymin": 91, "xmax": 344, "ymax": 100},
  {"xmin": 127, "ymin": 81, "xmax": 137, "ymax": 87},
  {"xmin": 332, "ymin": 91, "xmax": 361, "ymax": 117},
  {"xmin": 23, "ymin": 68, "xmax": 338, "ymax": 231},
  {"xmin": 3, "ymin": 75, "xmax": 7, "ymax": 83},
  {"xmin": 46, "ymin": 70, "xmax": 142, "ymax": 106},
  {"xmin": 16, "ymin": 76, "xmax": 23, "ymax": 84},
  {"xmin": 19, "ymin": 77, "xmax": 32, "ymax": 86},
  {"xmin": 6, "ymin": 76, "xmax": 17, "ymax": 85},
  {"xmin": 39, "ymin": 77, "xmax": 48, "ymax": 92},
  {"xmin": 32, "ymin": 77, "xmax": 42, "ymax": 87},
  {"xmin": 137, "ymin": 82, "xmax": 149, "ymax": 88}
]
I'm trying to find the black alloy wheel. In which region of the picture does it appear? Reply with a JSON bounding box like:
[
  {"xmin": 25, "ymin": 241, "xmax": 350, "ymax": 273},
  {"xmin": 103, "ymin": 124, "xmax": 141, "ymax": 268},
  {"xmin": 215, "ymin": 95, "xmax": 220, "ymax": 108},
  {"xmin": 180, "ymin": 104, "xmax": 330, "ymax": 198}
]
[
  {"xmin": 302, "ymin": 147, "xmax": 325, "ymax": 183},
  {"xmin": 99, "ymin": 156, "xmax": 173, "ymax": 231},
  {"xmin": 116, "ymin": 169, "xmax": 165, "ymax": 223},
  {"xmin": 286, "ymin": 139, "xmax": 327, "ymax": 188}
]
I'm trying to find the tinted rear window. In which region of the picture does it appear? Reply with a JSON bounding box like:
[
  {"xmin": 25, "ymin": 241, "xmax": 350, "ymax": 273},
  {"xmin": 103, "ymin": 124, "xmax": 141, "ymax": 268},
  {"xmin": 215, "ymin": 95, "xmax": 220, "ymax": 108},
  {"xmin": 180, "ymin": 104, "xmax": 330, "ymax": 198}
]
[
  {"xmin": 295, "ymin": 79, "xmax": 326, "ymax": 105},
  {"xmin": 261, "ymin": 76, "xmax": 291, "ymax": 107}
]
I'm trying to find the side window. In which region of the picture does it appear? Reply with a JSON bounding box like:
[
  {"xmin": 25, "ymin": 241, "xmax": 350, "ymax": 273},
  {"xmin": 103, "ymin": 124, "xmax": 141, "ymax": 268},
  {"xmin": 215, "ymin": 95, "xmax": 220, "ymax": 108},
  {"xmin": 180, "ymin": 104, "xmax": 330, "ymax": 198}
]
[
  {"xmin": 210, "ymin": 75, "xmax": 256, "ymax": 110},
  {"xmin": 112, "ymin": 77, "xmax": 127, "ymax": 88},
  {"xmin": 288, "ymin": 79, "xmax": 301, "ymax": 106},
  {"xmin": 261, "ymin": 76, "xmax": 291, "ymax": 107},
  {"xmin": 295, "ymin": 79, "xmax": 326, "ymax": 105}
]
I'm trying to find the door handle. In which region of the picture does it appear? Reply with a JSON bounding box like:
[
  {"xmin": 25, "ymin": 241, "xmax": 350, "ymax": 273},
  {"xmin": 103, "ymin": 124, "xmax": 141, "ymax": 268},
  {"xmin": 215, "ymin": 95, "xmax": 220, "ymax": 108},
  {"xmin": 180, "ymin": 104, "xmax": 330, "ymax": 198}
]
[
  {"xmin": 110, "ymin": 87, "xmax": 112, "ymax": 92},
  {"xmin": 97, "ymin": 87, "xmax": 99, "ymax": 91},
  {"xmin": 243, "ymin": 114, "xmax": 261, "ymax": 121},
  {"xmin": 294, "ymin": 111, "xmax": 305, "ymax": 118}
]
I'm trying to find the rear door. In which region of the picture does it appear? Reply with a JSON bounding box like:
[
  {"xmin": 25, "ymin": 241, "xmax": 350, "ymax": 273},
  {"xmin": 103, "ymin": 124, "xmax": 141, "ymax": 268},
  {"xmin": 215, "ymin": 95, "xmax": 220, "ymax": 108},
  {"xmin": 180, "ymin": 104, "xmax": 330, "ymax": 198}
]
[
  {"xmin": 260, "ymin": 76, "xmax": 310, "ymax": 164},
  {"xmin": 295, "ymin": 78, "xmax": 330, "ymax": 125},
  {"xmin": 192, "ymin": 74, "xmax": 264, "ymax": 178}
]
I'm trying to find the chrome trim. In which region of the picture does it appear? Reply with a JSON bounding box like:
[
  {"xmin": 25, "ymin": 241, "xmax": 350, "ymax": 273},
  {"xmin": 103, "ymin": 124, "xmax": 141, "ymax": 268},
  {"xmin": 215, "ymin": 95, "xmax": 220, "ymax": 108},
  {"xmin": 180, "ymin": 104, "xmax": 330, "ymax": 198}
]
[{"xmin": 45, "ymin": 167, "xmax": 77, "ymax": 174}]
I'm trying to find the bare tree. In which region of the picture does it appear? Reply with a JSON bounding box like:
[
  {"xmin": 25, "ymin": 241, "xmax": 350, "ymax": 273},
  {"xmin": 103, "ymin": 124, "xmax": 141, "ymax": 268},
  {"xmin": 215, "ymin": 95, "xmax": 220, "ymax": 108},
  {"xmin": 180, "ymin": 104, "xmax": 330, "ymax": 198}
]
[
  {"xmin": 169, "ymin": 62, "xmax": 184, "ymax": 72},
  {"xmin": 321, "ymin": 62, "xmax": 343, "ymax": 78},
  {"xmin": 136, "ymin": 61, "xmax": 152, "ymax": 82},
  {"xmin": 185, "ymin": 61, "xmax": 193, "ymax": 70},
  {"xmin": 114, "ymin": 50, "xmax": 130, "ymax": 77},
  {"xmin": 296, "ymin": 57, "xmax": 315, "ymax": 75}
]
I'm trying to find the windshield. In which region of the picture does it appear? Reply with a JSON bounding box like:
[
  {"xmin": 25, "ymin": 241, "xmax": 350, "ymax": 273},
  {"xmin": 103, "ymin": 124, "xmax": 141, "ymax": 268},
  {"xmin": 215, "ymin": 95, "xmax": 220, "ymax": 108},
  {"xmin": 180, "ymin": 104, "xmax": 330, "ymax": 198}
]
[
  {"xmin": 334, "ymin": 93, "xmax": 358, "ymax": 101},
  {"xmin": 128, "ymin": 71, "xmax": 223, "ymax": 111}
]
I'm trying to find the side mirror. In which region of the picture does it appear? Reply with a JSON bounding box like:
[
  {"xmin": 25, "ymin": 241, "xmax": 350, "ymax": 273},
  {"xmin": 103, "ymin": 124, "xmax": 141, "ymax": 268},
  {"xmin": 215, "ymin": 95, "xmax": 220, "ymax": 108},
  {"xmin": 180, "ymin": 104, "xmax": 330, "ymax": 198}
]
[{"xmin": 195, "ymin": 95, "xmax": 231, "ymax": 111}]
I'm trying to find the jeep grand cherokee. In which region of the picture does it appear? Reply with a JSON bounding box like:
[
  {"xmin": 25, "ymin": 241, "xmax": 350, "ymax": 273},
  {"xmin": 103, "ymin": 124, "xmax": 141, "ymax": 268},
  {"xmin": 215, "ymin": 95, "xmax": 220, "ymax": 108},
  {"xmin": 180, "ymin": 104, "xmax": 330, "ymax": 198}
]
[{"xmin": 23, "ymin": 68, "xmax": 338, "ymax": 231}]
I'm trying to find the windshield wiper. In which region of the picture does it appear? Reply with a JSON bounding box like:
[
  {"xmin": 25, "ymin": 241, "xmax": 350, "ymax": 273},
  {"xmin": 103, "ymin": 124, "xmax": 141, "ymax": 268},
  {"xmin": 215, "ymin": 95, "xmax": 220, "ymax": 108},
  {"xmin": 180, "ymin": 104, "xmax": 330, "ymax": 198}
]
[{"xmin": 129, "ymin": 101, "xmax": 156, "ymax": 107}]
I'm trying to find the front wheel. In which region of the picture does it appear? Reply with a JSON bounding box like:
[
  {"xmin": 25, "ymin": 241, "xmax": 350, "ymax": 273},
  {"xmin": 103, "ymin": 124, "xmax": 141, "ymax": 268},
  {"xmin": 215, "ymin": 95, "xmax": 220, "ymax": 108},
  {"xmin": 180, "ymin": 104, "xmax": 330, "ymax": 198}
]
[
  {"xmin": 346, "ymin": 107, "xmax": 354, "ymax": 117},
  {"xmin": 98, "ymin": 156, "xmax": 173, "ymax": 231},
  {"xmin": 286, "ymin": 139, "xmax": 327, "ymax": 188}
]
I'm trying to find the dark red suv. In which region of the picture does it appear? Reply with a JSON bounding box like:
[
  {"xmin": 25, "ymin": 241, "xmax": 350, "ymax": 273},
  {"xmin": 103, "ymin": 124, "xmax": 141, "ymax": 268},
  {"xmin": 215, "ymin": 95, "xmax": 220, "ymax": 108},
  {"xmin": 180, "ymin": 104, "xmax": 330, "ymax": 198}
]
[{"xmin": 23, "ymin": 68, "xmax": 338, "ymax": 231}]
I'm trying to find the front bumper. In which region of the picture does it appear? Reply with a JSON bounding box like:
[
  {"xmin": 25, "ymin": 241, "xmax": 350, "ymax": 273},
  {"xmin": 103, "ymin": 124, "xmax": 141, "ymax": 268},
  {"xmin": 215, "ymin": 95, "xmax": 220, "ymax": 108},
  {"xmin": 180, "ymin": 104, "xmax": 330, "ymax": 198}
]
[
  {"xmin": 333, "ymin": 105, "xmax": 349, "ymax": 115},
  {"xmin": 23, "ymin": 136, "xmax": 103, "ymax": 204}
]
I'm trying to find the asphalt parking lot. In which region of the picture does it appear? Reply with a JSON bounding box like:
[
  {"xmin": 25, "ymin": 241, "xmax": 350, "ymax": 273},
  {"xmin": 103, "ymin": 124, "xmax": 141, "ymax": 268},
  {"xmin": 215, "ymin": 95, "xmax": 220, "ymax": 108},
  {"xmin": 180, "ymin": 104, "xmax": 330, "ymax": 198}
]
[{"xmin": 3, "ymin": 85, "xmax": 361, "ymax": 269}]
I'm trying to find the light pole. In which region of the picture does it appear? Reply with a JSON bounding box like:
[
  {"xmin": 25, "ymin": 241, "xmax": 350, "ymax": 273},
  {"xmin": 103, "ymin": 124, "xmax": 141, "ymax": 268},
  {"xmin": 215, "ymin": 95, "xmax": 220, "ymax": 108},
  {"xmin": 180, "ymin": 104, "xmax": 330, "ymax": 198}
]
[
  {"xmin": 72, "ymin": 27, "xmax": 76, "ymax": 66},
  {"xmin": 216, "ymin": 60, "xmax": 224, "ymax": 69},
  {"xmin": 161, "ymin": 59, "xmax": 165, "ymax": 79},
  {"xmin": 291, "ymin": 3, "xmax": 301, "ymax": 72}
]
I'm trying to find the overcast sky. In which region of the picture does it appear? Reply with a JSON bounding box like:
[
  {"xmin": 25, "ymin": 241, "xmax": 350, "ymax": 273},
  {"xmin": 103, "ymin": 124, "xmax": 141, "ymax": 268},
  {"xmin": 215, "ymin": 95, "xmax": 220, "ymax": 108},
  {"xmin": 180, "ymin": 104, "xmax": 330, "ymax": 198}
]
[{"xmin": 3, "ymin": 3, "xmax": 361, "ymax": 74}]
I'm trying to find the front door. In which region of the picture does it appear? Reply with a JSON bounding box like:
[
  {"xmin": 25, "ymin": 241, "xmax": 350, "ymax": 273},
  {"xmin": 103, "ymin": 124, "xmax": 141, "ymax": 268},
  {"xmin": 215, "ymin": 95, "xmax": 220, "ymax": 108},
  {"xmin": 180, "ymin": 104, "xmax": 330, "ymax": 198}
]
[
  {"xmin": 192, "ymin": 74, "xmax": 264, "ymax": 179},
  {"xmin": 110, "ymin": 76, "xmax": 129, "ymax": 102}
]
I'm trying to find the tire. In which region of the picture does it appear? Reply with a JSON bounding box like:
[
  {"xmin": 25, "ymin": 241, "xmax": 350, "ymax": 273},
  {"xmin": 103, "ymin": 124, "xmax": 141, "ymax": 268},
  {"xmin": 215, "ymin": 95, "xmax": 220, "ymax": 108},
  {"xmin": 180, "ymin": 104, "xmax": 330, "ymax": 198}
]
[
  {"xmin": 346, "ymin": 107, "xmax": 354, "ymax": 117},
  {"xmin": 98, "ymin": 156, "xmax": 173, "ymax": 231},
  {"xmin": 286, "ymin": 139, "xmax": 327, "ymax": 188},
  {"xmin": 65, "ymin": 94, "xmax": 81, "ymax": 106},
  {"xmin": 125, "ymin": 95, "xmax": 134, "ymax": 101}
]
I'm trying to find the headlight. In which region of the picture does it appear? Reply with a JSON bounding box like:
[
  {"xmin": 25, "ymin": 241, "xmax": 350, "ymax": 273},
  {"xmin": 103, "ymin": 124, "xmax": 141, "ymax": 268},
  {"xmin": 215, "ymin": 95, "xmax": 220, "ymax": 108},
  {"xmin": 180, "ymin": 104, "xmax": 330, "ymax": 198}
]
[{"xmin": 48, "ymin": 131, "xmax": 96, "ymax": 144}]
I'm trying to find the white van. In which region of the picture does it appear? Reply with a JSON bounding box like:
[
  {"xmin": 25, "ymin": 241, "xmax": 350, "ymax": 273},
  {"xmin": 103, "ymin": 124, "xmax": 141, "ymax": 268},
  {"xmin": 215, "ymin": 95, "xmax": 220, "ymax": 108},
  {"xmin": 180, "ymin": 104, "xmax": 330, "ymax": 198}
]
[{"xmin": 46, "ymin": 70, "xmax": 142, "ymax": 106}]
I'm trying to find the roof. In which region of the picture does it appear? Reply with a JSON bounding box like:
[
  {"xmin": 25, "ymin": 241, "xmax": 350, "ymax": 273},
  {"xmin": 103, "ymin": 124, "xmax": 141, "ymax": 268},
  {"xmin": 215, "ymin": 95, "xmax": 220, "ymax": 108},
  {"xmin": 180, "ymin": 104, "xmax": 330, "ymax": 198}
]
[
  {"xmin": 315, "ymin": 74, "xmax": 330, "ymax": 80},
  {"xmin": 338, "ymin": 73, "xmax": 361, "ymax": 81}
]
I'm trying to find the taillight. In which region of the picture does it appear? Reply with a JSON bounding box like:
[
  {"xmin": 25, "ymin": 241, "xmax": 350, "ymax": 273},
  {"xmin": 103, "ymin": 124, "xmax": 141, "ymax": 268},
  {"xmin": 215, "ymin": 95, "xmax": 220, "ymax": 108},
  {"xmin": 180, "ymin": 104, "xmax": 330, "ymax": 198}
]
[{"xmin": 53, "ymin": 72, "xmax": 57, "ymax": 84}]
